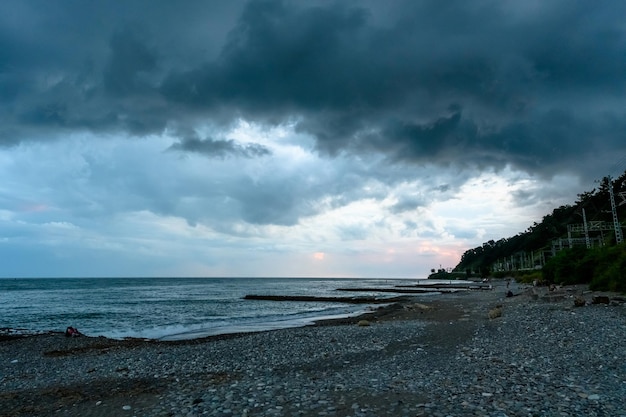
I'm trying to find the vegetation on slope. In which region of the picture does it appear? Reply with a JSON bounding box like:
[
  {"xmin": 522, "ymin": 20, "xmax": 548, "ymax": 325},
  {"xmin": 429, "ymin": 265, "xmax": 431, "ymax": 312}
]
[
  {"xmin": 541, "ymin": 243, "xmax": 626, "ymax": 292},
  {"xmin": 452, "ymin": 171, "xmax": 626, "ymax": 291}
]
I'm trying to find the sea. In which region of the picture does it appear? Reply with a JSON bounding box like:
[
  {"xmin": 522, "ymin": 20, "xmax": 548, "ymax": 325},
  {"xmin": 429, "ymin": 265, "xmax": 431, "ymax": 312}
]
[{"xmin": 0, "ymin": 277, "xmax": 436, "ymax": 341}]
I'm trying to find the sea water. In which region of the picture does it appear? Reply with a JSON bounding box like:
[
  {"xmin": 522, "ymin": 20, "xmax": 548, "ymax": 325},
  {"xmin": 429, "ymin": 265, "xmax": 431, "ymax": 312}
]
[{"xmin": 0, "ymin": 277, "xmax": 427, "ymax": 340}]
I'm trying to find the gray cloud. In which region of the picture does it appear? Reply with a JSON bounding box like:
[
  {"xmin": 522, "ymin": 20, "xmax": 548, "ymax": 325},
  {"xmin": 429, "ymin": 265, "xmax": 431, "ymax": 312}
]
[
  {"xmin": 169, "ymin": 135, "xmax": 271, "ymax": 159},
  {"xmin": 104, "ymin": 29, "xmax": 158, "ymax": 97},
  {"xmin": 1, "ymin": 0, "xmax": 625, "ymax": 177},
  {"xmin": 390, "ymin": 197, "xmax": 427, "ymax": 214},
  {"xmin": 158, "ymin": 0, "xmax": 626, "ymax": 178}
]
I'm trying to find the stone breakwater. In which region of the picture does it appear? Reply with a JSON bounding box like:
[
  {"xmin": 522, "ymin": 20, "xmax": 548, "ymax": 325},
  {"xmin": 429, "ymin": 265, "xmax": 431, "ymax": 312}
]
[{"xmin": 1, "ymin": 285, "xmax": 625, "ymax": 417}]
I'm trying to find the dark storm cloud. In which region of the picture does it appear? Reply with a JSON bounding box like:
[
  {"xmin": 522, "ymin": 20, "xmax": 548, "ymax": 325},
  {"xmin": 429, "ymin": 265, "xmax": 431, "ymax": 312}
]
[
  {"xmin": 161, "ymin": 1, "xmax": 372, "ymax": 109},
  {"xmin": 169, "ymin": 134, "xmax": 271, "ymax": 159},
  {"xmin": 366, "ymin": 106, "xmax": 626, "ymax": 175},
  {"xmin": 2, "ymin": 0, "xmax": 626, "ymax": 178},
  {"xmin": 158, "ymin": 0, "xmax": 626, "ymax": 176},
  {"xmin": 0, "ymin": 0, "xmax": 239, "ymax": 144},
  {"xmin": 103, "ymin": 29, "xmax": 158, "ymax": 97}
]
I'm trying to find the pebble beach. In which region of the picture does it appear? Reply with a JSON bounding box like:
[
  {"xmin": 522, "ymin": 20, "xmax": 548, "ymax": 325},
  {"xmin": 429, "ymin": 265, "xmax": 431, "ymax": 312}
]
[{"xmin": 1, "ymin": 281, "xmax": 625, "ymax": 417}]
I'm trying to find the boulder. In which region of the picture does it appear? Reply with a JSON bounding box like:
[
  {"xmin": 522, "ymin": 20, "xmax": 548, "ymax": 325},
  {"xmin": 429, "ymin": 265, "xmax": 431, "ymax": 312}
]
[
  {"xmin": 357, "ymin": 320, "xmax": 371, "ymax": 327},
  {"xmin": 574, "ymin": 296, "xmax": 586, "ymax": 307}
]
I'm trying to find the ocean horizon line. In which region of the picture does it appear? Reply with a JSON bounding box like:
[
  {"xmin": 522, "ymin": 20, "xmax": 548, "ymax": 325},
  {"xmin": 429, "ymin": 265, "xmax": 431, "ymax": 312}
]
[{"xmin": 0, "ymin": 276, "xmax": 429, "ymax": 280}]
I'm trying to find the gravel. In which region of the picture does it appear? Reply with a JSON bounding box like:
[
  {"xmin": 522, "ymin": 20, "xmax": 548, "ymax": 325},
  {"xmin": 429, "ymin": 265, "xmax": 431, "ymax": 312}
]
[{"xmin": 1, "ymin": 282, "xmax": 625, "ymax": 417}]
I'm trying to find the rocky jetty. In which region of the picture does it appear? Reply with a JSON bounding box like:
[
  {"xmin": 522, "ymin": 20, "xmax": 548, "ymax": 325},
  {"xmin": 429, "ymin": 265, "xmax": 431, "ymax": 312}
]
[{"xmin": 242, "ymin": 294, "xmax": 407, "ymax": 303}]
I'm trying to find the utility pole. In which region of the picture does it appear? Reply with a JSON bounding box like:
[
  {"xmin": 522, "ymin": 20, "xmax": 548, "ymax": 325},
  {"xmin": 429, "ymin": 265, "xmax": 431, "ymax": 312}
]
[
  {"xmin": 608, "ymin": 176, "xmax": 623, "ymax": 244},
  {"xmin": 582, "ymin": 208, "xmax": 590, "ymax": 248}
]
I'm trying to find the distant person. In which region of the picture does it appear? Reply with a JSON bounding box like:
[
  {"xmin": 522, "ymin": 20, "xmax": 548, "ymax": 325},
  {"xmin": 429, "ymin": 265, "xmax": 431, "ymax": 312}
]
[{"xmin": 65, "ymin": 326, "xmax": 81, "ymax": 337}]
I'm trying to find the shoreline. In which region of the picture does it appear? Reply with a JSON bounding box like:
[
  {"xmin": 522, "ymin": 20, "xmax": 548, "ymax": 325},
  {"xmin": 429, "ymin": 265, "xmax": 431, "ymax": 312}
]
[{"xmin": 2, "ymin": 280, "xmax": 625, "ymax": 416}]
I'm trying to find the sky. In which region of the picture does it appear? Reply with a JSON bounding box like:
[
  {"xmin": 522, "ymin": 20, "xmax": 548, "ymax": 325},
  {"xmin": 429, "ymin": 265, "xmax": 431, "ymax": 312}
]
[{"xmin": 1, "ymin": 0, "xmax": 626, "ymax": 278}]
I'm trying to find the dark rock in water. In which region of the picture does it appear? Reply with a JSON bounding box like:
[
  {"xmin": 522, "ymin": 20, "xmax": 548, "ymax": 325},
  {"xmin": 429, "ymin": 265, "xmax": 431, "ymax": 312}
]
[
  {"xmin": 574, "ymin": 296, "xmax": 586, "ymax": 307},
  {"xmin": 592, "ymin": 296, "xmax": 610, "ymax": 305}
]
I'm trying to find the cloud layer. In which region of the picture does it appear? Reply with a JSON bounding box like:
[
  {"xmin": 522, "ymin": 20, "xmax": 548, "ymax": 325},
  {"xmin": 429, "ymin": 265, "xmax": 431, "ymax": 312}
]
[{"xmin": 4, "ymin": 1, "xmax": 625, "ymax": 172}]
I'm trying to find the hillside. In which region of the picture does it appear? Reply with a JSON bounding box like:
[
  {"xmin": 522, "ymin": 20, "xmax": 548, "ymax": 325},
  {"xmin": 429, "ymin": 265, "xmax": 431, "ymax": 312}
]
[{"xmin": 453, "ymin": 171, "xmax": 626, "ymax": 278}]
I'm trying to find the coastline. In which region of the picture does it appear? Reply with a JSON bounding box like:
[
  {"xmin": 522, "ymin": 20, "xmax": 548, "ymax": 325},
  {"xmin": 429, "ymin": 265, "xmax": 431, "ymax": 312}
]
[
  {"xmin": 0, "ymin": 277, "xmax": 425, "ymax": 341},
  {"xmin": 2, "ymin": 280, "xmax": 625, "ymax": 416}
]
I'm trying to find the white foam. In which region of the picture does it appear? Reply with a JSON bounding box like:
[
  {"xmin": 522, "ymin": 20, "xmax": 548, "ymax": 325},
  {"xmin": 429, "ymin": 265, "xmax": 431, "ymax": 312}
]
[{"xmin": 98, "ymin": 307, "xmax": 372, "ymax": 341}]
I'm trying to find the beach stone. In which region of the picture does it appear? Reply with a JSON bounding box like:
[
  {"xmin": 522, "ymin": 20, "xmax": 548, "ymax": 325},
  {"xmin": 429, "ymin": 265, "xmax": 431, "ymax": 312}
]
[
  {"xmin": 574, "ymin": 296, "xmax": 586, "ymax": 307},
  {"xmin": 488, "ymin": 306, "xmax": 502, "ymax": 319},
  {"xmin": 122, "ymin": 405, "xmax": 132, "ymax": 411},
  {"xmin": 357, "ymin": 320, "xmax": 371, "ymax": 327}
]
